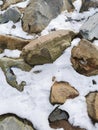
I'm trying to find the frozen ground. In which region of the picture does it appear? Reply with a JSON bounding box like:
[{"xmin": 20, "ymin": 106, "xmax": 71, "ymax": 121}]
[{"xmin": 0, "ymin": 0, "xmax": 98, "ymax": 130}]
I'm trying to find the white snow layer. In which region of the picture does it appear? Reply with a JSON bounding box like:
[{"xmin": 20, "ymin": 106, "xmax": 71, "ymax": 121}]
[{"xmin": 0, "ymin": 0, "xmax": 98, "ymax": 130}]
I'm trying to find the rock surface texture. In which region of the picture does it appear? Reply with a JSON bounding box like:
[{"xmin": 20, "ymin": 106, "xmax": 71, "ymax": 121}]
[
  {"xmin": 80, "ymin": 13, "xmax": 98, "ymax": 40},
  {"xmin": 0, "ymin": 114, "xmax": 35, "ymax": 130},
  {"xmin": 21, "ymin": 30, "xmax": 75, "ymax": 66},
  {"xmin": 71, "ymin": 39, "xmax": 98, "ymax": 76},
  {"xmin": 22, "ymin": 0, "xmax": 74, "ymax": 33},
  {"xmin": 50, "ymin": 81, "xmax": 79, "ymax": 104},
  {"xmin": 0, "ymin": 35, "xmax": 30, "ymax": 51}
]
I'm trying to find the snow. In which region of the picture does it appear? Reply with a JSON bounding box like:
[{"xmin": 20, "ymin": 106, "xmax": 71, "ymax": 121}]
[{"xmin": 0, "ymin": 0, "xmax": 98, "ymax": 130}]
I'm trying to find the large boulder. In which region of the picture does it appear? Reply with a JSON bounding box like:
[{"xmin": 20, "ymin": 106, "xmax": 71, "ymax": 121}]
[
  {"xmin": 0, "ymin": 114, "xmax": 35, "ymax": 130},
  {"xmin": 80, "ymin": 0, "xmax": 98, "ymax": 12},
  {"xmin": 0, "ymin": 35, "xmax": 30, "ymax": 51},
  {"xmin": 0, "ymin": 7, "xmax": 21, "ymax": 23},
  {"xmin": 71, "ymin": 39, "xmax": 98, "ymax": 76},
  {"xmin": 21, "ymin": 30, "xmax": 75, "ymax": 66},
  {"xmin": 86, "ymin": 92, "xmax": 98, "ymax": 121},
  {"xmin": 22, "ymin": 0, "xmax": 74, "ymax": 33},
  {"xmin": 80, "ymin": 13, "xmax": 98, "ymax": 40},
  {"xmin": 1, "ymin": 0, "xmax": 22, "ymax": 10},
  {"xmin": 50, "ymin": 81, "xmax": 79, "ymax": 105}
]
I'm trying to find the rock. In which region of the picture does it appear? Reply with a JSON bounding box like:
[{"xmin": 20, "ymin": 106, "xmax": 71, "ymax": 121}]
[
  {"xmin": 0, "ymin": 7, "xmax": 21, "ymax": 23},
  {"xmin": 0, "ymin": 35, "xmax": 30, "ymax": 50},
  {"xmin": 71, "ymin": 39, "xmax": 98, "ymax": 76},
  {"xmin": 80, "ymin": 0, "xmax": 98, "ymax": 12},
  {"xmin": 50, "ymin": 81, "xmax": 79, "ymax": 105},
  {"xmin": 1, "ymin": 0, "xmax": 22, "ymax": 10},
  {"xmin": 50, "ymin": 120, "xmax": 85, "ymax": 130},
  {"xmin": 21, "ymin": 30, "xmax": 75, "ymax": 66},
  {"xmin": 48, "ymin": 107, "xmax": 69, "ymax": 122},
  {"xmin": 0, "ymin": 57, "xmax": 31, "ymax": 91},
  {"xmin": 80, "ymin": 13, "xmax": 98, "ymax": 40},
  {"xmin": 63, "ymin": 0, "xmax": 75, "ymax": 12},
  {"xmin": 22, "ymin": 0, "xmax": 74, "ymax": 33},
  {"xmin": 0, "ymin": 114, "xmax": 35, "ymax": 130},
  {"xmin": 86, "ymin": 92, "xmax": 98, "ymax": 121}
]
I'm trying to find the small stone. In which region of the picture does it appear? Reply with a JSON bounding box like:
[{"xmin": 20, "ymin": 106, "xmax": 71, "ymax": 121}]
[{"xmin": 50, "ymin": 81, "xmax": 79, "ymax": 104}]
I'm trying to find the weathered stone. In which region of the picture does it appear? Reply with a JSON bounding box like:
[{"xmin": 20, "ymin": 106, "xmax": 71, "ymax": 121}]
[
  {"xmin": 0, "ymin": 7, "xmax": 21, "ymax": 23},
  {"xmin": 50, "ymin": 81, "xmax": 79, "ymax": 105},
  {"xmin": 0, "ymin": 35, "xmax": 30, "ymax": 50},
  {"xmin": 0, "ymin": 57, "xmax": 31, "ymax": 91},
  {"xmin": 86, "ymin": 92, "xmax": 98, "ymax": 121},
  {"xmin": 21, "ymin": 30, "xmax": 75, "ymax": 66},
  {"xmin": 80, "ymin": 13, "xmax": 98, "ymax": 40},
  {"xmin": 71, "ymin": 39, "xmax": 98, "ymax": 76},
  {"xmin": 50, "ymin": 120, "xmax": 85, "ymax": 130},
  {"xmin": 48, "ymin": 107, "xmax": 69, "ymax": 122},
  {"xmin": 1, "ymin": 0, "xmax": 22, "ymax": 10},
  {"xmin": 80, "ymin": 0, "xmax": 98, "ymax": 12},
  {"xmin": 0, "ymin": 114, "xmax": 35, "ymax": 130},
  {"xmin": 22, "ymin": 0, "xmax": 74, "ymax": 33}
]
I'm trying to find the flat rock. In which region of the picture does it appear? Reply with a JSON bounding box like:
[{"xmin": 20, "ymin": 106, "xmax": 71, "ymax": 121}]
[
  {"xmin": 50, "ymin": 81, "xmax": 79, "ymax": 105},
  {"xmin": 71, "ymin": 39, "xmax": 98, "ymax": 76},
  {"xmin": 80, "ymin": 13, "xmax": 98, "ymax": 40},
  {"xmin": 21, "ymin": 30, "xmax": 75, "ymax": 66},
  {"xmin": 0, "ymin": 34, "xmax": 30, "ymax": 50}
]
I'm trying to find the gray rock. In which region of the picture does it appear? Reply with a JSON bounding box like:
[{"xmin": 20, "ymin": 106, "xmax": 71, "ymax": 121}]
[
  {"xmin": 80, "ymin": 13, "xmax": 98, "ymax": 40},
  {"xmin": 0, "ymin": 114, "xmax": 35, "ymax": 130},
  {"xmin": 80, "ymin": 0, "xmax": 98, "ymax": 12},
  {"xmin": 0, "ymin": 57, "xmax": 31, "ymax": 91},
  {"xmin": 0, "ymin": 7, "xmax": 21, "ymax": 23},
  {"xmin": 48, "ymin": 107, "xmax": 69, "ymax": 122},
  {"xmin": 22, "ymin": 0, "xmax": 72, "ymax": 33}
]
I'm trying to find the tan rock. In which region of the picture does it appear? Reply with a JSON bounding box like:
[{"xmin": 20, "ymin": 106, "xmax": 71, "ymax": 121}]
[
  {"xmin": 21, "ymin": 30, "xmax": 75, "ymax": 66},
  {"xmin": 1, "ymin": 0, "xmax": 22, "ymax": 10},
  {"xmin": 0, "ymin": 35, "xmax": 30, "ymax": 50},
  {"xmin": 71, "ymin": 39, "xmax": 98, "ymax": 76},
  {"xmin": 50, "ymin": 81, "xmax": 79, "ymax": 105},
  {"xmin": 86, "ymin": 92, "xmax": 98, "ymax": 121},
  {"xmin": 50, "ymin": 120, "xmax": 85, "ymax": 130}
]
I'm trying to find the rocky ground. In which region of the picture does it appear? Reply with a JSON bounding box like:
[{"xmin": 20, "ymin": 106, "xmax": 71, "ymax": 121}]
[{"xmin": 0, "ymin": 0, "xmax": 98, "ymax": 130}]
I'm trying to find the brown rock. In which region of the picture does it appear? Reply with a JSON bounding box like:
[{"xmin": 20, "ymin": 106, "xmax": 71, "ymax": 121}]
[
  {"xmin": 1, "ymin": 0, "xmax": 22, "ymax": 10},
  {"xmin": 50, "ymin": 81, "xmax": 79, "ymax": 105},
  {"xmin": 50, "ymin": 120, "xmax": 85, "ymax": 130},
  {"xmin": 86, "ymin": 92, "xmax": 98, "ymax": 121},
  {"xmin": 21, "ymin": 30, "xmax": 75, "ymax": 66},
  {"xmin": 71, "ymin": 39, "xmax": 98, "ymax": 76},
  {"xmin": 0, "ymin": 35, "xmax": 30, "ymax": 50},
  {"xmin": 80, "ymin": 0, "xmax": 98, "ymax": 12}
]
